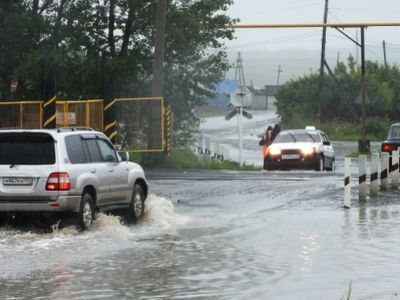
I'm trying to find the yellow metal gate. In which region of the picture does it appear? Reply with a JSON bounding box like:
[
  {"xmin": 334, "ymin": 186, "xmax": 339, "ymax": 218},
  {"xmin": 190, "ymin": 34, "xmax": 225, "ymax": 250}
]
[
  {"xmin": 0, "ymin": 97, "xmax": 171, "ymax": 153},
  {"xmin": 113, "ymin": 97, "xmax": 165, "ymax": 152},
  {"xmin": 56, "ymin": 99, "xmax": 103, "ymax": 131}
]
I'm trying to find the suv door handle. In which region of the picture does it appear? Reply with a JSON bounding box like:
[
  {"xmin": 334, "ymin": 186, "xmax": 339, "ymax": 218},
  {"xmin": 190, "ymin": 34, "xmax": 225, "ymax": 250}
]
[{"xmin": 90, "ymin": 169, "xmax": 96, "ymax": 173}]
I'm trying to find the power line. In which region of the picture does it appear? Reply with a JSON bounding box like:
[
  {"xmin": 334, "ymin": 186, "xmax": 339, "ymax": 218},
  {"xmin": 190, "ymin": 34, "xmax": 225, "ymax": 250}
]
[
  {"xmin": 230, "ymin": 0, "xmax": 322, "ymax": 16},
  {"xmin": 226, "ymin": 31, "xmax": 321, "ymax": 49}
]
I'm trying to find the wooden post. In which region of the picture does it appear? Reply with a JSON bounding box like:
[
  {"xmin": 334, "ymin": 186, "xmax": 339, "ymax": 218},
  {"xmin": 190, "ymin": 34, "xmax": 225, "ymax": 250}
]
[{"xmin": 344, "ymin": 157, "xmax": 351, "ymax": 209}]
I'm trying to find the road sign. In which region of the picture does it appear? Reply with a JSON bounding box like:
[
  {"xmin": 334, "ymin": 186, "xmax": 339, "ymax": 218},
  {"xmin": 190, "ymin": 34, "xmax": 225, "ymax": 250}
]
[
  {"xmin": 225, "ymin": 107, "xmax": 253, "ymax": 120},
  {"xmin": 230, "ymin": 86, "xmax": 252, "ymax": 107},
  {"xmin": 56, "ymin": 112, "xmax": 76, "ymax": 125}
]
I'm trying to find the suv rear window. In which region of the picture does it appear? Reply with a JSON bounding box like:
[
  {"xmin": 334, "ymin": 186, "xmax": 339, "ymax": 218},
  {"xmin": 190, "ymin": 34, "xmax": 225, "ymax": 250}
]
[{"xmin": 0, "ymin": 132, "xmax": 55, "ymax": 165}]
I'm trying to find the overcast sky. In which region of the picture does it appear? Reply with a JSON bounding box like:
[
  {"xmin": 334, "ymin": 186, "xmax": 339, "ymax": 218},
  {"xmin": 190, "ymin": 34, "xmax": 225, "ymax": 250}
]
[{"xmin": 224, "ymin": 0, "xmax": 400, "ymax": 86}]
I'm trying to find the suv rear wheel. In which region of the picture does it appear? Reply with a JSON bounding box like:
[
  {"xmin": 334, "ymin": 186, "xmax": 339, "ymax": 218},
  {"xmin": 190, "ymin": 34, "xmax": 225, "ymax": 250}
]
[
  {"xmin": 77, "ymin": 193, "xmax": 94, "ymax": 230},
  {"xmin": 129, "ymin": 184, "xmax": 145, "ymax": 222}
]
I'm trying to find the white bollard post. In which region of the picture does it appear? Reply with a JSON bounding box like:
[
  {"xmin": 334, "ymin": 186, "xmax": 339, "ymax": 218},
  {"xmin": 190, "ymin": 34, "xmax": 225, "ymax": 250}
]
[
  {"xmin": 238, "ymin": 106, "xmax": 243, "ymax": 168},
  {"xmin": 213, "ymin": 143, "xmax": 220, "ymax": 159},
  {"xmin": 219, "ymin": 144, "xmax": 224, "ymax": 161},
  {"xmin": 344, "ymin": 157, "xmax": 351, "ymax": 209},
  {"xmin": 381, "ymin": 152, "xmax": 389, "ymax": 191},
  {"xmin": 197, "ymin": 134, "xmax": 204, "ymax": 154},
  {"xmin": 391, "ymin": 150, "xmax": 399, "ymax": 189},
  {"xmin": 205, "ymin": 137, "xmax": 210, "ymax": 155},
  {"xmin": 224, "ymin": 147, "xmax": 230, "ymax": 161},
  {"xmin": 359, "ymin": 155, "xmax": 367, "ymax": 201},
  {"xmin": 370, "ymin": 153, "xmax": 379, "ymax": 197}
]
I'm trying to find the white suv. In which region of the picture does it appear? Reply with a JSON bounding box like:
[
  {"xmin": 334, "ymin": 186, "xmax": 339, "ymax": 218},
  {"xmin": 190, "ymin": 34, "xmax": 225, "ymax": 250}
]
[{"xmin": 0, "ymin": 128, "xmax": 148, "ymax": 230}]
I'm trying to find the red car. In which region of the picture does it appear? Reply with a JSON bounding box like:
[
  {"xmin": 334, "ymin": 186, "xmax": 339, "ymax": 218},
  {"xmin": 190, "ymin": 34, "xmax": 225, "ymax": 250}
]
[{"xmin": 381, "ymin": 123, "xmax": 400, "ymax": 169}]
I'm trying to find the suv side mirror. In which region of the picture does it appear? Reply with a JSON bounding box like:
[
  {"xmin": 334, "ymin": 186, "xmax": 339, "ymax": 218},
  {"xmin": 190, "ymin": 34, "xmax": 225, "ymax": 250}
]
[
  {"xmin": 119, "ymin": 151, "xmax": 130, "ymax": 162},
  {"xmin": 323, "ymin": 141, "xmax": 330, "ymax": 146}
]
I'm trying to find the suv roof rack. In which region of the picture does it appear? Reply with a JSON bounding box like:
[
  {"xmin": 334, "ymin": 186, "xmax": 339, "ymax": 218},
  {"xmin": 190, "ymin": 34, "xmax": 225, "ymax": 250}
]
[{"xmin": 57, "ymin": 127, "xmax": 94, "ymax": 133}]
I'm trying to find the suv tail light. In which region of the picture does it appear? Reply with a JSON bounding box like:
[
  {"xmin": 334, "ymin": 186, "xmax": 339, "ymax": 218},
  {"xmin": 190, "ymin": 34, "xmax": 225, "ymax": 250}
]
[{"xmin": 46, "ymin": 172, "xmax": 71, "ymax": 191}]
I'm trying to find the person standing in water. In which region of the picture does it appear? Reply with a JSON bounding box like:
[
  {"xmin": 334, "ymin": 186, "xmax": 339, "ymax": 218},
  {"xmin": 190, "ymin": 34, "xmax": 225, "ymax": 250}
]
[{"xmin": 259, "ymin": 126, "xmax": 274, "ymax": 170}]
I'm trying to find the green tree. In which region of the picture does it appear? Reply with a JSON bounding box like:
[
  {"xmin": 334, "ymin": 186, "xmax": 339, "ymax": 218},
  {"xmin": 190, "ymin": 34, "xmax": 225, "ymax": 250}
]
[
  {"xmin": 0, "ymin": 0, "xmax": 236, "ymax": 148},
  {"xmin": 276, "ymin": 57, "xmax": 400, "ymax": 132}
]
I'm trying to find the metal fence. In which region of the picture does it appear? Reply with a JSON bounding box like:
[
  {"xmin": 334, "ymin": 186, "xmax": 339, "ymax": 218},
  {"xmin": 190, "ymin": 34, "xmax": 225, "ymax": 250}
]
[
  {"xmin": 113, "ymin": 97, "xmax": 165, "ymax": 152},
  {"xmin": 56, "ymin": 99, "xmax": 103, "ymax": 131},
  {"xmin": 0, "ymin": 101, "xmax": 42, "ymax": 128}
]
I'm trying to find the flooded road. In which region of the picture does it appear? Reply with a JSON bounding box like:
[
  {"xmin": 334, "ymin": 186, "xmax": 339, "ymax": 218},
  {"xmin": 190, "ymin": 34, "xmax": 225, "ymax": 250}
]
[
  {"xmin": 2, "ymin": 170, "xmax": 400, "ymax": 299},
  {"xmin": 1, "ymin": 110, "xmax": 398, "ymax": 299}
]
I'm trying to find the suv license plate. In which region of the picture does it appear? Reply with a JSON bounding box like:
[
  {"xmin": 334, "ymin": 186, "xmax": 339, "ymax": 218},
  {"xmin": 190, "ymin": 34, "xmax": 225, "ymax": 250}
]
[
  {"xmin": 282, "ymin": 154, "xmax": 300, "ymax": 160},
  {"xmin": 3, "ymin": 177, "xmax": 33, "ymax": 186}
]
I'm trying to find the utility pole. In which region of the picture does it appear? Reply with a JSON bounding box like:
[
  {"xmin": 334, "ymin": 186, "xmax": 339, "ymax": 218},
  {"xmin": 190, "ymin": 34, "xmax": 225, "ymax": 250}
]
[
  {"xmin": 319, "ymin": 0, "xmax": 328, "ymax": 77},
  {"xmin": 149, "ymin": 0, "xmax": 167, "ymax": 150},
  {"xmin": 318, "ymin": 0, "xmax": 329, "ymax": 123},
  {"xmin": 233, "ymin": 53, "xmax": 247, "ymax": 168},
  {"xmin": 356, "ymin": 29, "xmax": 359, "ymax": 65},
  {"xmin": 276, "ymin": 65, "xmax": 283, "ymax": 86},
  {"xmin": 359, "ymin": 27, "xmax": 369, "ymax": 153},
  {"xmin": 383, "ymin": 40, "xmax": 388, "ymax": 67},
  {"xmin": 152, "ymin": 0, "xmax": 167, "ymax": 97},
  {"xmin": 234, "ymin": 52, "xmax": 246, "ymax": 86}
]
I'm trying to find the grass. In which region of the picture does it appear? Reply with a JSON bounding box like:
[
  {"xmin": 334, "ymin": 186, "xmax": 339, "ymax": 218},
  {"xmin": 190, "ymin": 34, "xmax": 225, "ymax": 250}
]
[
  {"xmin": 205, "ymin": 158, "xmax": 259, "ymax": 171},
  {"xmin": 164, "ymin": 149, "xmax": 260, "ymax": 171},
  {"xmin": 284, "ymin": 119, "xmax": 389, "ymax": 141},
  {"xmin": 128, "ymin": 148, "xmax": 260, "ymax": 171},
  {"xmin": 318, "ymin": 121, "xmax": 387, "ymax": 142}
]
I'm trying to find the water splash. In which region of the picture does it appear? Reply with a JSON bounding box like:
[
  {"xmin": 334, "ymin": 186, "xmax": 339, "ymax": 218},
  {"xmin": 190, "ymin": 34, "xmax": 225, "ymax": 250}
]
[{"xmin": 143, "ymin": 194, "xmax": 189, "ymax": 226}]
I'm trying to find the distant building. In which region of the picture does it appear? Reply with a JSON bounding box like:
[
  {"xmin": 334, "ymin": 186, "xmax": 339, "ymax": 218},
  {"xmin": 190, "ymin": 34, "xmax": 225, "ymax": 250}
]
[
  {"xmin": 247, "ymin": 86, "xmax": 267, "ymax": 110},
  {"xmin": 248, "ymin": 85, "xmax": 280, "ymax": 110},
  {"xmin": 206, "ymin": 80, "xmax": 239, "ymax": 108},
  {"xmin": 265, "ymin": 85, "xmax": 280, "ymax": 110}
]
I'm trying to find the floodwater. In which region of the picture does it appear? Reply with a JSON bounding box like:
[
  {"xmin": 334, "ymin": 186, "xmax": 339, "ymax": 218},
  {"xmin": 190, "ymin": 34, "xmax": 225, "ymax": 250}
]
[
  {"xmin": 2, "ymin": 110, "xmax": 398, "ymax": 299},
  {"xmin": 2, "ymin": 172, "xmax": 400, "ymax": 300}
]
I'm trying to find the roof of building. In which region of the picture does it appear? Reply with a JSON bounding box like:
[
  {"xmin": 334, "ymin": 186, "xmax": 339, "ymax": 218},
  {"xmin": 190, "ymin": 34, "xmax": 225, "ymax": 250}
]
[{"xmin": 214, "ymin": 80, "xmax": 239, "ymax": 95}]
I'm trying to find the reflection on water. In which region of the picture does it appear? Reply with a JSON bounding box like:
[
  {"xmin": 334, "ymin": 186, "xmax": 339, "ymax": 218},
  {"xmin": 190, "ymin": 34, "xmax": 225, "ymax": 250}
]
[{"xmin": 1, "ymin": 193, "xmax": 400, "ymax": 299}]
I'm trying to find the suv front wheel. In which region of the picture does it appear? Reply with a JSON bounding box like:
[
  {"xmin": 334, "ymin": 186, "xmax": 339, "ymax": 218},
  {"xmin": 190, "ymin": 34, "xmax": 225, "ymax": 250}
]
[
  {"xmin": 77, "ymin": 193, "xmax": 94, "ymax": 230},
  {"xmin": 129, "ymin": 184, "xmax": 145, "ymax": 222}
]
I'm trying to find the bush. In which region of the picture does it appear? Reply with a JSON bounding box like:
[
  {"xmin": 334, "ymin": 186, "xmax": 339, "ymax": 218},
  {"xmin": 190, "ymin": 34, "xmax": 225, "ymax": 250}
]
[
  {"xmin": 318, "ymin": 118, "xmax": 388, "ymax": 141},
  {"xmin": 365, "ymin": 116, "xmax": 390, "ymax": 140},
  {"xmin": 128, "ymin": 148, "xmax": 259, "ymax": 170}
]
